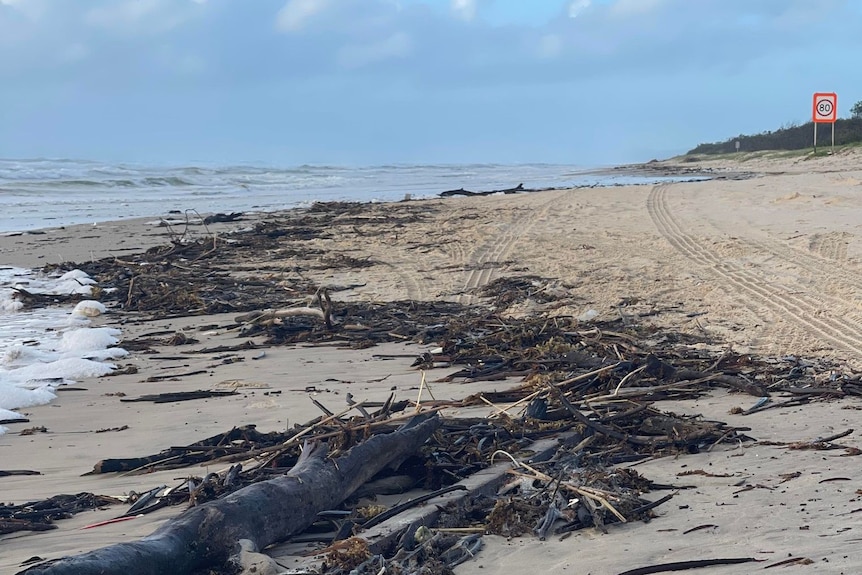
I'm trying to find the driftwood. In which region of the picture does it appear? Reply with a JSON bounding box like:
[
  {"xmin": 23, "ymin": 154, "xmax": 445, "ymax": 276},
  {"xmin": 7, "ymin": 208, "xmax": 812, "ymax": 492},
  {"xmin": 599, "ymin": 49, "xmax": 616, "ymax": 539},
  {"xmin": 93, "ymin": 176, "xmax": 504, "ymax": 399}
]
[
  {"xmin": 0, "ymin": 417, "xmax": 30, "ymax": 425},
  {"xmin": 0, "ymin": 470, "xmax": 41, "ymax": 477},
  {"xmin": 235, "ymin": 307, "xmax": 326, "ymax": 324},
  {"xmin": 119, "ymin": 390, "xmax": 238, "ymax": 403},
  {"xmin": 203, "ymin": 212, "xmax": 244, "ymax": 225},
  {"xmin": 617, "ymin": 557, "xmax": 758, "ymax": 575},
  {"xmin": 440, "ymin": 183, "xmax": 527, "ymax": 197},
  {"xmin": 20, "ymin": 413, "xmax": 441, "ymax": 575},
  {"xmin": 236, "ymin": 288, "xmax": 334, "ymax": 331}
]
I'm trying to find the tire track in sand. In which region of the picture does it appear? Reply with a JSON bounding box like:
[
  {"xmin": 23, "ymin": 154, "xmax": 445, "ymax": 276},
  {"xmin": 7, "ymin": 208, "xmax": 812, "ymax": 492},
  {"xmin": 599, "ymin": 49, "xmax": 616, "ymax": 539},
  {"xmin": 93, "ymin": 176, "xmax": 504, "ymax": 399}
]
[
  {"xmin": 383, "ymin": 203, "xmax": 489, "ymax": 301},
  {"xmin": 808, "ymin": 233, "xmax": 850, "ymax": 262},
  {"xmin": 708, "ymin": 229, "xmax": 862, "ymax": 338},
  {"xmin": 647, "ymin": 184, "xmax": 862, "ymax": 358},
  {"xmin": 457, "ymin": 193, "xmax": 561, "ymax": 304}
]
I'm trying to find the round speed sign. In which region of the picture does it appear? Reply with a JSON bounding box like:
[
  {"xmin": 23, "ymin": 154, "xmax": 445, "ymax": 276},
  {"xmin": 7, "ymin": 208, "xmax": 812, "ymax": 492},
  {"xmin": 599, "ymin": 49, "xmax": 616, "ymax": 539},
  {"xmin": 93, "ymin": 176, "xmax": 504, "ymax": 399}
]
[{"xmin": 813, "ymin": 93, "xmax": 837, "ymax": 123}]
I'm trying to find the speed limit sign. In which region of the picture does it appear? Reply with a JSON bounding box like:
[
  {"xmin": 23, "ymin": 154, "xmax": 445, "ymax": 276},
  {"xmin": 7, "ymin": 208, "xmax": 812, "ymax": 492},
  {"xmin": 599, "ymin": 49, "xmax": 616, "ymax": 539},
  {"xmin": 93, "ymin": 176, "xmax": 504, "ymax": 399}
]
[{"xmin": 813, "ymin": 93, "xmax": 837, "ymax": 123}]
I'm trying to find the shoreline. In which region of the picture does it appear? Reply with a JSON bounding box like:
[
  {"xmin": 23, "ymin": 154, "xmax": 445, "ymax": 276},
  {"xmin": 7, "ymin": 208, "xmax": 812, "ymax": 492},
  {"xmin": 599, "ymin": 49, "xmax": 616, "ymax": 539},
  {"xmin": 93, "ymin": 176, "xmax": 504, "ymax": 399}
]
[
  {"xmin": 0, "ymin": 161, "xmax": 720, "ymax": 270},
  {"xmin": 0, "ymin": 161, "xmax": 719, "ymax": 239},
  {"xmin": 3, "ymin": 151, "xmax": 862, "ymax": 573}
]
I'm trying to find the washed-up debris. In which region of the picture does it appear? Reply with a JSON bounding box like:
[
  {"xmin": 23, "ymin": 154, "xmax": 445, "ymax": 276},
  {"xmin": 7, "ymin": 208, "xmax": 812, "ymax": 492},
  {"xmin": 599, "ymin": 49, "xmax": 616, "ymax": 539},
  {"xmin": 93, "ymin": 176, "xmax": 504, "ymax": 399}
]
[
  {"xmin": 38, "ymin": 201, "xmax": 432, "ymax": 319},
  {"xmin": 1, "ymin": 493, "xmax": 123, "ymax": 535},
  {"xmin": 19, "ymin": 414, "xmax": 441, "ymax": 575},
  {"xmin": 0, "ymin": 417, "xmax": 29, "ymax": 425},
  {"xmin": 87, "ymin": 424, "xmax": 290, "ymax": 475},
  {"xmin": 440, "ymin": 183, "xmax": 529, "ymax": 197},
  {"xmin": 118, "ymin": 390, "xmax": 238, "ymax": 403},
  {"xmin": 9, "ymin": 287, "xmax": 86, "ymax": 308},
  {"xmin": 55, "ymin": 380, "xmax": 745, "ymax": 574},
  {"xmin": 617, "ymin": 557, "xmax": 759, "ymax": 575},
  {"xmin": 0, "ymin": 470, "xmax": 41, "ymax": 477},
  {"xmin": 202, "ymin": 212, "xmax": 244, "ymax": 225}
]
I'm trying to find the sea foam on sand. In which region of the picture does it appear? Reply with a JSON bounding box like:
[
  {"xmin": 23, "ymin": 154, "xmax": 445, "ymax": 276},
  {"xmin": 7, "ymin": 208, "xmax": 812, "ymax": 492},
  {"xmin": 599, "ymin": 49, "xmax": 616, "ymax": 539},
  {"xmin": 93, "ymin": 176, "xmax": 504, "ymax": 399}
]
[{"xmin": 0, "ymin": 268, "xmax": 125, "ymax": 434}]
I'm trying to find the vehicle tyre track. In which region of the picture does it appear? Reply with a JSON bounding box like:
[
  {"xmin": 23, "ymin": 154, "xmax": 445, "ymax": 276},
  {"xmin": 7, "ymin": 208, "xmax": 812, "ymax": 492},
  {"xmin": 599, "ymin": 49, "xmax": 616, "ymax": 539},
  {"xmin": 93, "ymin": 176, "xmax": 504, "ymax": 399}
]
[
  {"xmin": 458, "ymin": 193, "xmax": 561, "ymax": 304},
  {"xmin": 647, "ymin": 184, "xmax": 862, "ymax": 357},
  {"xmin": 698, "ymin": 206, "xmax": 862, "ymax": 331},
  {"xmin": 807, "ymin": 233, "xmax": 850, "ymax": 264},
  {"xmin": 382, "ymin": 203, "xmax": 479, "ymax": 302},
  {"xmin": 727, "ymin": 234, "xmax": 862, "ymax": 332}
]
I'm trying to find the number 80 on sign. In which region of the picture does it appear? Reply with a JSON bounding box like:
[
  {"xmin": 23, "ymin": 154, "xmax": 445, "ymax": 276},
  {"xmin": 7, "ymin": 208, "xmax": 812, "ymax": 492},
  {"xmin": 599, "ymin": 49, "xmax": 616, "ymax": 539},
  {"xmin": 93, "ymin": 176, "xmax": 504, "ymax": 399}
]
[{"xmin": 813, "ymin": 93, "xmax": 837, "ymax": 123}]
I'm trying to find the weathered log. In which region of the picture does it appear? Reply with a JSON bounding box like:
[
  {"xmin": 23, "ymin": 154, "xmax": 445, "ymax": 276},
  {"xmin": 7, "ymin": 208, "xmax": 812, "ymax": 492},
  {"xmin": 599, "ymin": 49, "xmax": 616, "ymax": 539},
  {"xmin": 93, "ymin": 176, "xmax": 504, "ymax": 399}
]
[
  {"xmin": 203, "ymin": 212, "xmax": 244, "ymax": 225},
  {"xmin": 19, "ymin": 413, "xmax": 441, "ymax": 575},
  {"xmin": 440, "ymin": 183, "xmax": 526, "ymax": 197}
]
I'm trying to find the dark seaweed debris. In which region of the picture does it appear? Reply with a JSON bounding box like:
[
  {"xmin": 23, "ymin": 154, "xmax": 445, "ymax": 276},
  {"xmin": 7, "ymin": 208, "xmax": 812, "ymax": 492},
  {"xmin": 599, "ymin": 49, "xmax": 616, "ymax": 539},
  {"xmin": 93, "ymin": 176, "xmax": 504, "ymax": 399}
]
[
  {"xmin": 1, "ymin": 493, "xmax": 123, "ymax": 535},
  {"xmin": 37, "ymin": 201, "xmax": 435, "ymax": 318}
]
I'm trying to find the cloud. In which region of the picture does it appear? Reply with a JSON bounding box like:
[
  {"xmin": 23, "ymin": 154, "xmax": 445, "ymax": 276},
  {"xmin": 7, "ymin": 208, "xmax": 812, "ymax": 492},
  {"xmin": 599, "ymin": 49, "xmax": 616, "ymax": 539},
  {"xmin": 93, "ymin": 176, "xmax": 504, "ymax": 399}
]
[
  {"xmin": 451, "ymin": 0, "xmax": 477, "ymax": 21},
  {"xmin": 568, "ymin": 0, "xmax": 590, "ymax": 18},
  {"xmin": 276, "ymin": 0, "xmax": 331, "ymax": 32},
  {"xmin": 1, "ymin": 0, "xmax": 858, "ymax": 89},
  {"xmin": 0, "ymin": 0, "xmax": 861, "ymax": 166}
]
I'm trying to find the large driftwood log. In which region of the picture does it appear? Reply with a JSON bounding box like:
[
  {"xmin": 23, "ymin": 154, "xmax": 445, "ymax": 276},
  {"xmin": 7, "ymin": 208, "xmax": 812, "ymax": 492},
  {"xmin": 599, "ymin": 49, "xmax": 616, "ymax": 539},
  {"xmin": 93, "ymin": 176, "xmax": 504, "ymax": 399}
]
[{"xmin": 19, "ymin": 414, "xmax": 441, "ymax": 575}]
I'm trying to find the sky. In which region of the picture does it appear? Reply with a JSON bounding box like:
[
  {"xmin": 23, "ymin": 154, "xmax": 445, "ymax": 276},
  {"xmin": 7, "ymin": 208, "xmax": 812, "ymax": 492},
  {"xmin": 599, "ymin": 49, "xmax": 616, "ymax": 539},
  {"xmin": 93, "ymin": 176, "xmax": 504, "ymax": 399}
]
[{"xmin": 1, "ymin": 0, "xmax": 861, "ymax": 167}]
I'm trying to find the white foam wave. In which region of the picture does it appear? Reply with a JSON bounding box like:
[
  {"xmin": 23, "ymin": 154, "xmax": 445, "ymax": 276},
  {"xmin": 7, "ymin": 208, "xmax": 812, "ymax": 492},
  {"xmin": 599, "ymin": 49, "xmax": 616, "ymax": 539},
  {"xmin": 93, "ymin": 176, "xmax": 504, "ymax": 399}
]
[
  {"xmin": 59, "ymin": 327, "xmax": 121, "ymax": 352},
  {"xmin": 73, "ymin": 300, "xmax": 106, "ymax": 317},
  {"xmin": 0, "ymin": 268, "xmax": 126, "ymax": 428},
  {"xmin": 7, "ymin": 357, "xmax": 117, "ymax": 382}
]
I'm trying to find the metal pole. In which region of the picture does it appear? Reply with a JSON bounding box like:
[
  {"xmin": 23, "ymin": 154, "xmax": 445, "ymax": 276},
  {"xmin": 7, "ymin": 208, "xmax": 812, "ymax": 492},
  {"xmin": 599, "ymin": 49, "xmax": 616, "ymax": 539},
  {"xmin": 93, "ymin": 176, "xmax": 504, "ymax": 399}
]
[
  {"xmin": 814, "ymin": 122, "xmax": 817, "ymax": 154},
  {"xmin": 832, "ymin": 121, "xmax": 835, "ymax": 152}
]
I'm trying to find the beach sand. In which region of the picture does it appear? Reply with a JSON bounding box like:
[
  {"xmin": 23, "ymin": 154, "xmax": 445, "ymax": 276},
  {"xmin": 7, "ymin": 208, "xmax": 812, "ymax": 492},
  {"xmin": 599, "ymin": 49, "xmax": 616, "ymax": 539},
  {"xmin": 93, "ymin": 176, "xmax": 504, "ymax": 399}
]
[{"xmin": 3, "ymin": 151, "xmax": 862, "ymax": 573}]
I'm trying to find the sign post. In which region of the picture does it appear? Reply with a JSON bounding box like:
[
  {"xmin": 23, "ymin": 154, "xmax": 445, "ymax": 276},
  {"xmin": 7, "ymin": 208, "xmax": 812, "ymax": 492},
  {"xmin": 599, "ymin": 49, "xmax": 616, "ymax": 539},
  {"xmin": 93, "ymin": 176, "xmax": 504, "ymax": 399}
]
[{"xmin": 812, "ymin": 92, "xmax": 838, "ymax": 153}]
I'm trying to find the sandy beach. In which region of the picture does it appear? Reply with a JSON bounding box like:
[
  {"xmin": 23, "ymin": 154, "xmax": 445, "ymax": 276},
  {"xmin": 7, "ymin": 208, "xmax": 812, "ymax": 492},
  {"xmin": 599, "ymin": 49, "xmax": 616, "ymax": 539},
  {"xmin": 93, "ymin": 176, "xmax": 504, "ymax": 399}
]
[{"xmin": 3, "ymin": 151, "xmax": 862, "ymax": 574}]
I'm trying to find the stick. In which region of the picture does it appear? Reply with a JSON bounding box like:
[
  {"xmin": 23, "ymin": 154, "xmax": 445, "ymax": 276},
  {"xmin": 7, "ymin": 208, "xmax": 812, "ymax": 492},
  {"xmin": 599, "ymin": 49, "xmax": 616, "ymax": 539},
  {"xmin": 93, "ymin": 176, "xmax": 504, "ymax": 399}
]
[
  {"xmin": 814, "ymin": 428, "xmax": 853, "ymax": 443},
  {"xmin": 617, "ymin": 557, "xmax": 758, "ymax": 575},
  {"xmin": 360, "ymin": 485, "xmax": 468, "ymax": 529},
  {"xmin": 612, "ymin": 365, "xmax": 648, "ymax": 396},
  {"xmin": 546, "ymin": 383, "xmax": 657, "ymax": 446},
  {"xmin": 490, "ymin": 450, "xmax": 553, "ymax": 482},
  {"xmin": 553, "ymin": 362, "xmax": 622, "ymax": 389},
  {"xmin": 415, "ymin": 371, "xmax": 427, "ymax": 412}
]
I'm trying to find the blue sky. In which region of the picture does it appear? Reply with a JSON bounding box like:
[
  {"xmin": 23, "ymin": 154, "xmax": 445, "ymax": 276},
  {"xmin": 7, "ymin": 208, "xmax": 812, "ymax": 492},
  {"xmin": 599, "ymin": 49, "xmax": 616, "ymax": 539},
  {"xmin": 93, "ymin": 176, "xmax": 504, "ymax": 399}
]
[{"xmin": 1, "ymin": 0, "xmax": 860, "ymax": 167}]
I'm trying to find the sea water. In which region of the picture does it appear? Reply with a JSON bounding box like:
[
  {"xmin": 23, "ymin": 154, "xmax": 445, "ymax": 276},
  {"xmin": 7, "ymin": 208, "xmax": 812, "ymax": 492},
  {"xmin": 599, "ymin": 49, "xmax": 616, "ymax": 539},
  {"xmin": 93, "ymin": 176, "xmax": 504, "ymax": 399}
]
[
  {"xmin": 0, "ymin": 159, "xmax": 696, "ymax": 233},
  {"xmin": 0, "ymin": 159, "xmax": 704, "ymax": 429}
]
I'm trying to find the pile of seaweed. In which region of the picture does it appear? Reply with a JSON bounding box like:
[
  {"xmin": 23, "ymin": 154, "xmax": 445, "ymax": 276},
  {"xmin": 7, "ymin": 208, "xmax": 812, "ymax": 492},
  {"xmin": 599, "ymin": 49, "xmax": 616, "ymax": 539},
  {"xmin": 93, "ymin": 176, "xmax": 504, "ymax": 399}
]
[
  {"xmin": 8, "ymin": 291, "xmax": 855, "ymax": 549},
  {"xmin": 27, "ymin": 202, "xmax": 430, "ymax": 318}
]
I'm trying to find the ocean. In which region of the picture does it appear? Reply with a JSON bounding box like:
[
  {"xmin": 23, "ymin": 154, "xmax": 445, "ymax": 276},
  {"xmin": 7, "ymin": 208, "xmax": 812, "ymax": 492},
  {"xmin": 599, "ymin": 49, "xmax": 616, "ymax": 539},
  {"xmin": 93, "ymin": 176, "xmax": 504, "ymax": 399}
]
[
  {"xmin": 0, "ymin": 158, "xmax": 702, "ymax": 430},
  {"xmin": 0, "ymin": 158, "xmax": 692, "ymax": 233}
]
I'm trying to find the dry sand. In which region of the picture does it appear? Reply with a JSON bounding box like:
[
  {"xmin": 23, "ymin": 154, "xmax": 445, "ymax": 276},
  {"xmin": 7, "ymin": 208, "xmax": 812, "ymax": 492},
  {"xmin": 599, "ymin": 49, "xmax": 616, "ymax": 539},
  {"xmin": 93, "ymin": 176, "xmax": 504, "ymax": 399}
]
[{"xmin": 2, "ymin": 150, "xmax": 862, "ymax": 573}]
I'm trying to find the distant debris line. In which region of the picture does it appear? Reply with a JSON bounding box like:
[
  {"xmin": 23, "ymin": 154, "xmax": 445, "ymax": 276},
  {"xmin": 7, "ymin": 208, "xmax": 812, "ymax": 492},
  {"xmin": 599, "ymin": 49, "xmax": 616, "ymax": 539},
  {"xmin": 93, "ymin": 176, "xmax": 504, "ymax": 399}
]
[
  {"xmin": 688, "ymin": 117, "xmax": 862, "ymax": 155},
  {"xmin": 440, "ymin": 183, "xmax": 529, "ymax": 197}
]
